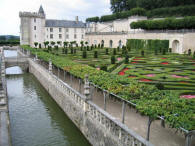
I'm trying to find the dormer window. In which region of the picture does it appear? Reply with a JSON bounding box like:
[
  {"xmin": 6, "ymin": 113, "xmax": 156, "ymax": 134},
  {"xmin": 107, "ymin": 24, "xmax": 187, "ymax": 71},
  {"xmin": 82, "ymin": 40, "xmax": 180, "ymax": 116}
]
[{"xmin": 34, "ymin": 18, "xmax": 36, "ymax": 23}]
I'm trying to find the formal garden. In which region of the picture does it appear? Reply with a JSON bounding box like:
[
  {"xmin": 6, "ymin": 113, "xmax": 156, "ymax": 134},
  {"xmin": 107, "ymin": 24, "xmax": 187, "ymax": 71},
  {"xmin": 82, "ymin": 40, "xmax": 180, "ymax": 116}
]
[{"xmin": 22, "ymin": 38, "xmax": 195, "ymax": 131}]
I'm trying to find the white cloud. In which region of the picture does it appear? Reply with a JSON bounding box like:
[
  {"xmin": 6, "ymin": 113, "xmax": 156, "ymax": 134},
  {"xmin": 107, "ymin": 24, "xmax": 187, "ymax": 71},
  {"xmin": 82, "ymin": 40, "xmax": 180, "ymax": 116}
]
[{"xmin": 0, "ymin": 0, "xmax": 111, "ymax": 35}]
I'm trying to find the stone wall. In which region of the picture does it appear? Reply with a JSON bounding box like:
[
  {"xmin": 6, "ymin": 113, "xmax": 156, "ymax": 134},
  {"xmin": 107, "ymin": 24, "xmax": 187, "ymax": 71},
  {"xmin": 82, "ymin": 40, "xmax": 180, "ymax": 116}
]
[{"xmin": 28, "ymin": 58, "xmax": 153, "ymax": 146}]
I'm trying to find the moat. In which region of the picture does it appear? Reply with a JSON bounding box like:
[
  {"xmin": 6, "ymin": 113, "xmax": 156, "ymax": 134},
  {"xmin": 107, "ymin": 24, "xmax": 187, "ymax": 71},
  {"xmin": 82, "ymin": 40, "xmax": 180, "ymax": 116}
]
[{"xmin": 5, "ymin": 51, "xmax": 90, "ymax": 146}]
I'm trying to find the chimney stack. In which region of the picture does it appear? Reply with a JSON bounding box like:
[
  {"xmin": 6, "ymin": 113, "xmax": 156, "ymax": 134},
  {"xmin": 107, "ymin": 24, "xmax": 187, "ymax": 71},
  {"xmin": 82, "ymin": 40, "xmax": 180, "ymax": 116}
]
[{"xmin": 75, "ymin": 16, "xmax": 79, "ymax": 23}]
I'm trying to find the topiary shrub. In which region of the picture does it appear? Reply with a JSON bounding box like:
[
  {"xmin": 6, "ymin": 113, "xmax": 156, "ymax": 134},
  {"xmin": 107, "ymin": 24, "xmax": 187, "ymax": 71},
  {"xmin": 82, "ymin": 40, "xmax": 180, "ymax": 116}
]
[
  {"xmin": 188, "ymin": 49, "xmax": 192, "ymax": 56},
  {"xmin": 95, "ymin": 44, "xmax": 97, "ymax": 48},
  {"xmin": 87, "ymin": 46, "xmax": 90, "ymax": 51},
  {"xmin": 156, "ymin": 82, "xmax": 164, "ymax": 90},
  {"xmin": 82, "ymin": 51, "xmax": 87, "ymax": 58},
  {"xmin": 113, "ymin": 48, "xmax": 117, "ymax": 55},
  {"xmin": 125, "ymin": 55, "xmax": 129, "ymax": 64},
  {"xmin": 169, "ymin": 48, "xmax": 172, "ymax": 53},
  {"xmin": 94, "ymin": 51, "xmax": 98, "ymax": 58},
  {"xmin": 74, "ymin": 49, "xmax": 76, "ymax": 54},
  {"xmin": 106, "ymin": 48, "xmax": 109, "ymax": 55},
  {"xmin": 111, "ymin": 56, "xmax": 116, "ymax": 64},
  {"xmin": 117, "ymin": 46, "xmax": 120, "ymax": 52},
  {"xmin": 71, "ymin": 48, "xmax": 74, "ymax": 54},
  {"xmin": 65, "ymin": 48, "xmax": 68, "ymax": 54},
  {"xmin": 141, "ymin": 50, "xmax": 144, "ymax": 56},
  {"xmin": 193, "ymin": 51, "xmax": 195, "ymax": 58},
  {"xmin": 100, "ymin": 65, "xmax": 107, "ymax": 71},
  {"xmin": 98, "ymin": 44, "xmax": 101, "ymax": 48},
  {"xmin": 39, "ymin": 43, "xmax": 42, "ymax": 49}
]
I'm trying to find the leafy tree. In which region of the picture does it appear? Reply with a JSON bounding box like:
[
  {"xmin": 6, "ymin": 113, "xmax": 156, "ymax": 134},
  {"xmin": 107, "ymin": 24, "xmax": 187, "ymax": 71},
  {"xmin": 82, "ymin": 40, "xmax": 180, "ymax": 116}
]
[
  {"xmin": 51, "ymin": 41, "xmax": 55, "ymax": 47},
  {"xmin": 94, "ymin": 51, "xmax": 98, "ymax": 58},
  {"xmin": 82, "ymin": 50, "xmax": 87, "ymax": 58},
  {"xmin": 57, "ymin": 41, "xmax": 61, "ymax": 47},
  {"xmin": 63, "ymin": 41, "xmax": 68, "ymax": 48}
]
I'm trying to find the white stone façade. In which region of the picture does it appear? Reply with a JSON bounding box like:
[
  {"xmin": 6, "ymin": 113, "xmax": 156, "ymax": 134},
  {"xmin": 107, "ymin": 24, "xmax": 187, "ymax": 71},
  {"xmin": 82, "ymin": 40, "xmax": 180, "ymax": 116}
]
[{"xmin": 19, "ymin": 6, "xmax": 85, "ymax": 47}]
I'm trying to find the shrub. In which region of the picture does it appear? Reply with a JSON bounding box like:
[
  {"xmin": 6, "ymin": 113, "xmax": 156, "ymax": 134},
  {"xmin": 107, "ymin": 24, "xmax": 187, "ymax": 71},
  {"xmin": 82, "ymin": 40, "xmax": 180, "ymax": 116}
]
[
  {"xmin": 188, "ymin": 49, "xmax": 192, "ymax": 56},
  {"xmin": 101, "ymin": 43, "xmax": 104, "ymax": 49},
  {"xmin": 34, "ymin": 42, "xmax": 38, "ymax": 48},
  {"xmin": 129, "ymin": 7, "xmax": 147, "ymax": 16},
  {"xmin": 169, "ymin": 48, "xmax": 172, "ymax": 53},
  {"xmin": 95, "ymin": 44, "xmax": 97, "ymax": 48},
  {"xmin": 106, "ymin": 48, "xmax": 109, "ymax": 55},
  {"xmin": 65, "ymin": 48, "xmax": 68, "ymax": 54},
  {"xmin": 71, "ymin": 48, "xmax": 74, "ymax": 54},
  {"xmin": 82, "ymin": 51, "xmax": 87, "ymax": 58},
  {"xmin": 74, "ymin": 49, "xmax": 76, "ymax": 54},
  {"xmin": 155, "ymin": 49, "xmax": 158, "ymax": 55},
  {"xmin": 39, "ymin": 43, "xmax": 42, "ymax": 49},
  {"xmin": 98, "ymin": 44, "xmax": 101, "ymax": 48},
  {"xmin": 100, "ymin": 65, "xmax": 107, "ymax": 71},
  {"xmin": 193, "ymin": 51, "xmax": 195, "ymax": 58},
  {"xmin": 125, "ymin": 55, "xmax": 129, "ymax": 64},
  {"xmin": 162, "ymin": 49, "xmax": 166, "ymax": 55},
  {"xmin": 94, "ymin": 51, "xmax": 98, "ymax": 58},
  {"xmin": 111, "ymin": 56, "xmax": 116, "ymax": 64},
  {"xmin": 141, "ymin": 50, "xmax": 144, "ymax": 56},
  {"xmin": 87, "ymin": 46, "xmax": 90, "ymax": 51},
  {"xmin": 113, "ymin": 48, "xmax": 117, "ymax": 55},
  {"xmin": 131, "ymin": 16, "xmax": 195, "ymax": 30},
  {"xmin": 86, "ymin": 16, "xmax": 99, "ymax": 22},
  {"xmin": 156, "ymin": 83, "xmax": 164, "ymax": 90},
  {"xmin": 117, "ymin": 46, "xmax": 120, "ymax": 51}
]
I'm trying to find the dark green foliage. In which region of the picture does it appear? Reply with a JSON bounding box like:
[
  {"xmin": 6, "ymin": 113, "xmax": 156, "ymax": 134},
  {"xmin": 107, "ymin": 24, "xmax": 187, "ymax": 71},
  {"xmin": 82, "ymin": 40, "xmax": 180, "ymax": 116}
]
[
  {"xmin": 127, "ymin": 39, "xmax": 169, "ymax": 51},
  {"xmin": 125, "ymin": 55, "xmax": 129, "ymax": 64},
  {"xmin": 99, "ymin": 7, "xmax": 146, "ymax": 22},
  {"xmin": 87, "ymin": 46, "xmax": 90, "ymax": 51},
  {"xmin": 156, "ymin": 83, "xmax": 164, "ymax": 90},
  {"xmin": 74, "ymin": 49, "xmax": 76, "ymax": 54},
  {"xmin": 101, "ymin": 43, "xmax": 104, "ymax": 49},
  {"xmin": 34, "ymin": 42, "xmax": 38, "ymax": 48},
  {"xmin": 131, "ymin": 17, "xmax": 195, "ymax": 30},
  {"xmin": 86, "ymin": 16, "xmax": 99, "ymax": 22},
  {"xmin": 162, "ymin": 49, "xmax": 166, "ymax": 55},
  {"xmin": 71, "ymin": 48, "xmax": 74, "ymax": 54},
  {"xmin": 147, "ymin": 5, "xmax": 195, "ymax": 18},
  {"xmin": 100, "ymin": 65, "xmax": 107, "ymax": 71},
  {"xmin": 82, "ymin": 51, "xmax": 87, "ymax": 58},
  {"xmin": 113, "ymin": 48, "xmax": 117, "ymax": 55},
  {"xmin": 110, "ymin": 0, "xmax": 195, "ymax": 13},
  {"xmin": 111, "ymin": 55, "xmax": 116, "ymax": 64},
  {"xmin": 155, "ymin": 49, "xmax": 158, "ymax": 55},
  {"xmin": 39, "ymin": 43, "xmax": 41, "ymax": 49},
  {"xmin": 65, "ymin": 48, "xmax": 68, "ymax": 54},
  {"xmin": 106, "ymin": 48, "xmax": 109, "ymax": 55},
  {"xmin": 141, "ymin": 50, "xmax": 144, "ymax": 56},
  {"xmin": 169, "ymin": 48, "xmax": 172, "ymax": 53},
  {"xmin": 193, "ymin": 51, "xmax": 195, "ymax": 58},
  {"xmin": 122, "ymin": 46, "xmax": 127, "ymax": 55},
  {"xmin": 94, "ymin": 51, "xmax": 98, "ymax": 58},
  {"xmin": 98, "ymin": 44, "xmax": 101, "ymax": 48},
  {"xmin": 95, "ymin": 44, "xmax": 97, "ymax": 48},
  {"xmin": 117, "ymin": 46, "xmax": 120, "ymax": 51},
  {"xmin": 188, "ymin": 49, "xmax": 192, "ymax": 56}
]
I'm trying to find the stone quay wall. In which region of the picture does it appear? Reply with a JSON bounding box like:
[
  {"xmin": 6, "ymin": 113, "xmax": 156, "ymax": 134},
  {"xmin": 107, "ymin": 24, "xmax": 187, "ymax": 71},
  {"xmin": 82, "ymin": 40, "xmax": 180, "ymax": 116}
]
[{"xmin": 28, "ymin": 58, "xmax": 153, "ymax": 146}]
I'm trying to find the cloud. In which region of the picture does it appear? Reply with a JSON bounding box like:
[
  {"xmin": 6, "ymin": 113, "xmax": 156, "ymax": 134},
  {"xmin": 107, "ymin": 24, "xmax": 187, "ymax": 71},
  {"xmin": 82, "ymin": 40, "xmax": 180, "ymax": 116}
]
[{"xmin": 0, "ymin": 0, "xmax": 111, "ymax": 35}]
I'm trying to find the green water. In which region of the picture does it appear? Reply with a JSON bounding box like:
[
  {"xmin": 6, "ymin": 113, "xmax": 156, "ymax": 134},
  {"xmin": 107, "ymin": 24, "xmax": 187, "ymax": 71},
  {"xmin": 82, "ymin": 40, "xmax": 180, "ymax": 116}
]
[{"xmin": 7, "ymin": 73, "xmax": 91, "ymax": 146}]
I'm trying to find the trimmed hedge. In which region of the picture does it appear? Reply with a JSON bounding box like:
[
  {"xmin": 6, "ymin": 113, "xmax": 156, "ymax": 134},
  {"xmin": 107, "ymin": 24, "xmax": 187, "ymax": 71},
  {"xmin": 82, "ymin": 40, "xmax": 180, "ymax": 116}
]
[
  {"xmin": 86, "ymin": 16, "xmax": 99, "ymax": 22},
  {"xmin": 87, "ymin": 8, "xmax": 146, "ymax": 22},
  {"xmin": 0, "ymin": 41, "xmax": 20, "ymax": 45},
  {"xmin": 130, "ymin": 17, "xmax": 195, "ymax": 30},
  {"xmin": 148, "ymin": 5, "xmax": 195, "ymax": 18},
  {"xmin": 127, "ymin": 39, "xmax": 169, "ymax": 51}
]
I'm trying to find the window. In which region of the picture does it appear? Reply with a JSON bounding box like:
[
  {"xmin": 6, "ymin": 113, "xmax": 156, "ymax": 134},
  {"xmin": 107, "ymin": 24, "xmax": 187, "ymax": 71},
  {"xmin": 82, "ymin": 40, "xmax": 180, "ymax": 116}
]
[
  {"xmin": 35, "ymin": 35, "xmax": 36, "ymax": 38},
  {"xmin": 47, "ymin": 35, "xmax": 48, "ymax": 38},
  {"xmin": 34, "ymin": 26, "xmax": 36, "ymax": 30},
  {"xmin": 66, "ymin": 28, "xmax": 69, "ymax": 32},
  {"xmin": 74, "ymin": 34, "xmax": 77, "ymax": 39},
  {"xmin": 59, "ymin": 34, "xmax": 62, "ymax": 39},
  {"xmin": 34, "ymin": 18, "xmax": 36, "ymax": 23},
  {"xmin": 50, "ymin": 28, "xmax": 53, "ymax": 32},
  {"xmin": 81, "ymin": 34, "xmax": 84, "ymax": 39},
  {"xmin": 66, "ymin": 34, "xmax": 69, "ymax": 39},
  {"xmin": 50, "ymin": 34, "xmax": 53, "ymax": 39},
  {"xmin": 74, "ymin": 28, "xmax": 77, "ymax": 33},
  {"xmin": 47, "ymin": 28, "xmax": 48, "ymax": 31},
  {"xmin": 59, "ymin": 28, "xmax": 62, "ymax": 32}
]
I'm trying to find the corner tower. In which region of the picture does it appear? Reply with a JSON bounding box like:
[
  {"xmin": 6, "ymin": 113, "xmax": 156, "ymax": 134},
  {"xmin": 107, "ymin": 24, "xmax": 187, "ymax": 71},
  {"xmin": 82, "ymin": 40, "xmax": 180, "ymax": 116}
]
[{"xmin": 19, "ymin": 5, "xmax": 46, "ymax": 47}]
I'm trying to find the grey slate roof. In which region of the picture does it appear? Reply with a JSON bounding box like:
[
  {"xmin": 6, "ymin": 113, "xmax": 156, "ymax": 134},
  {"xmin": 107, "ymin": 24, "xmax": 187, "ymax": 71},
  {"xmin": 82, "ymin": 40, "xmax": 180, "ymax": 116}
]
[
  {"xmin": 45, "ymin": 19, "xmax": 86, "ymax": 28},
  {"xmin": 38, "ymin": 5, "xmax": 45, "ymax": 14}
]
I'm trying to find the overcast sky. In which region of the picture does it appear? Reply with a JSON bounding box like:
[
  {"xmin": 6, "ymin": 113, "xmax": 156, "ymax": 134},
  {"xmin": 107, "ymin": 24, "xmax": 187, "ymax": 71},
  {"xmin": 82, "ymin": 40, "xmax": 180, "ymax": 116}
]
[{"xmin": 0, "ymin": 0, "xmax": 111, "ymax": 36}]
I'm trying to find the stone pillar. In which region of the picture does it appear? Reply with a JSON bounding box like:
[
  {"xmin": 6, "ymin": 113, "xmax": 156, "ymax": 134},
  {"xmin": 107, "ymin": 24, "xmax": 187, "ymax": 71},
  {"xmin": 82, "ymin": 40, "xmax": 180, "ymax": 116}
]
[
  {"xmin": 49, "ymin": 59, "xmax": 52, "ymax": 73},
  {"xmin": 84, "ymin": 75, "xmax": 90, "ymax": 112}
]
